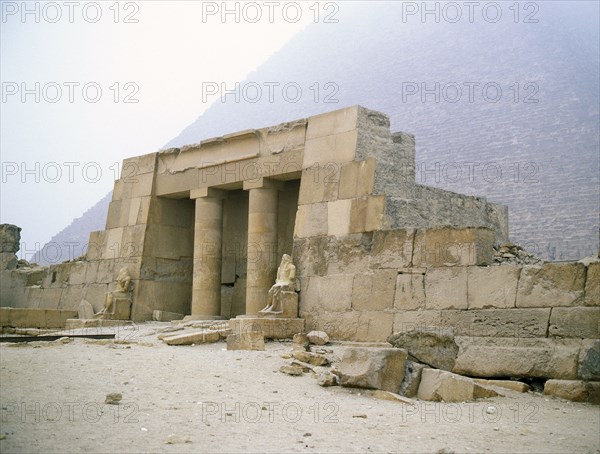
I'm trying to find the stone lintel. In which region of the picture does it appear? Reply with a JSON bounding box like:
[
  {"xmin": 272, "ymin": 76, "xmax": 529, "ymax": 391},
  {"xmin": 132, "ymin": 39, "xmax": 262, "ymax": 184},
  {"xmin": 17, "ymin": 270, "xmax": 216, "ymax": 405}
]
[
  {"xmin": 243, "ymin": 178, "xmax": 285, "ymax": 191},
  {"xmin": 190, "ymin": 187, "xmax": 228, "ymax": 199}
]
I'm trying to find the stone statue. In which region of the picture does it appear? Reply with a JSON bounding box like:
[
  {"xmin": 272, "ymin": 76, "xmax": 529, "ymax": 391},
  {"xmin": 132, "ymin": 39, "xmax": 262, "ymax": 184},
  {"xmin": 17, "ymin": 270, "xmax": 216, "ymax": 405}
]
[
  {"xmin": 94, "ymin": 267, "xmax": 132, "ymax": 319},
  {"xmin": 260, "ymin": 254, "xmax": 296, "ymax": 314}
]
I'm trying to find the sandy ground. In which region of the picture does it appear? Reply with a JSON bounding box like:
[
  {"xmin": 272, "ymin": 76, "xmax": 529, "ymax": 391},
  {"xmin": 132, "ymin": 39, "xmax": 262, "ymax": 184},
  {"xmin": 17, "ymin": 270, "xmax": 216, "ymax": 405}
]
[{"xmin": 0, "ymin": 322, "xmax": 599, "ymax": 454}]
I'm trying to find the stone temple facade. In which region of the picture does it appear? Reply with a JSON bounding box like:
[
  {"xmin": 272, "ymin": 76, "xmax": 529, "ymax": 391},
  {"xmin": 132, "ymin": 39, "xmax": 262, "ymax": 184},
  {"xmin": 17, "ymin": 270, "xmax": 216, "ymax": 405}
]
[{"xmin": 1, "ymin": 107, "xmax": 597, "ymax": 360}]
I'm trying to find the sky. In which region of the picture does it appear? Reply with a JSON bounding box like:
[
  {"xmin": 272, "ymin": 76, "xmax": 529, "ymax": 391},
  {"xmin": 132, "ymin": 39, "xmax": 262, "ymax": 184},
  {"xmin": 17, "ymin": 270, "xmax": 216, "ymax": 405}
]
[{"xmin": 1, "ymin": 0, "xmax": 316, "ymax": 258}]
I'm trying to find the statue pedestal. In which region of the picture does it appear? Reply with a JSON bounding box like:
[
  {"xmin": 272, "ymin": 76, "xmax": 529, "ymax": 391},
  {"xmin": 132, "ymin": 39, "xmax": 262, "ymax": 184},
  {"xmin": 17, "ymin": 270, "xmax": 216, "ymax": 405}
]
[
  {"xmin": 229, "ymin": 316, "xmax": 304, "ymax": 340},
  {"xmin": 257, "ymin": 291, "xmax": 298, "ymax": 319}
]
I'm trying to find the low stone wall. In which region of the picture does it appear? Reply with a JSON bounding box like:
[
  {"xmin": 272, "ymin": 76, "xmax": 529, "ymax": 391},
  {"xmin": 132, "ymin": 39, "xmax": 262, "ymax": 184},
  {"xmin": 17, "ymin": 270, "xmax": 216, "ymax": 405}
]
[
  {"xmin": 0, "ymin": 307, "xmax": 78, "ymax": 329},
  {"xmin": 297, "ymin": 231, "xmax": 599, "ymax": 344}
]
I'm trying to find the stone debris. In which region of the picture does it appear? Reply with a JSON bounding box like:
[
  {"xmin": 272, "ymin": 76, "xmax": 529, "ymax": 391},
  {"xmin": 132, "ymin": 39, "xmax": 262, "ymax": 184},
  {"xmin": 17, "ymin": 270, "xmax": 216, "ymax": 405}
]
[
  {"xmin": 493, "ymin": 242, "xmax": 542, "ymax": 265},
  {"xmin": 473, "ymin": 379, "xmax": 531, "ymax": 393},
  {"xmin": 161, "ymin": 329, "xmax": 222, "ymax": 345},
  {"xmin": 292, "ymin": 350, "xmax": 330, "ymax": 366},
  {"xmin": 105, "ymin": 393, "xmax": 122, "ymax": 405},
  {"xmin": 336, "ymin": 347, "xmax": 407, "ymax": 393},
  {"xmin": 226, "ymin": 332, "xmax": 265, "ymax": 351},
  {"xmin": 279, "ymin": 364, "xmax": 304, "ymax": 376},
  {"xmin": 291, "ymin": 360, "xmax": 314, "ymax": 373},
  {"xmin": 307, "ymin": 330, "xmax": 329, "ymax": 345},
  {"xmin": 398, "ymin": 360, "xmax": 426, "ymax": 397},
  {"xmin": 317, "ymin": 370, "xmax": 339, "ymax": 387},
  {"xmin": 417, "ymin": 368, "xmax": 501, "ymax": 402},
  {"xmin": 367, "ymin": 390, "xmax": 415, "ymax": 404},
  {"xmin": 388, "ymin": 328, "xmax": 458, "ymax": 371}
]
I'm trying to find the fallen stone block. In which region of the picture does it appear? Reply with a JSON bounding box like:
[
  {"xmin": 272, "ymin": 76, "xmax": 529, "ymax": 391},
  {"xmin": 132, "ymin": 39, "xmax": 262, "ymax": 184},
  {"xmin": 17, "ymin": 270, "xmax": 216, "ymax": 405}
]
[
  {"xmin": 453, "ymin": 337, "xmax": 581, "ymax": 379},
  {"xmin": 544, "ymin": 379, "xmax": 600, "ymax": 404},
  {"xmin": 388, "ymin": 328, "xmax": 458, "ymax": 371},
  {"xmin": 336, "ymin": 347, "xmax": 407, "ymax": 393},
  {"xmin": 307, "ymin": 330, "xmax": 329, "ymax": 345},
  {"xmin": 579, "ymin": 340, "xmax": 600, "ymax": 380},
  {"xmin": 153, "ymin": 310, "xmax": 184, "ymax": 322},
  {"xmin": 226, "ymin": 332, "xmax": 265, "ymax": 351},
  {"xmin": 162, "ymin": 330, "xmax": 220, "ymax": 345},
  {"xmin": 399, "ymin": 360, "xmax": 426, "ymax": 397},
  {"xmin": 473, "ymin": 379, "xmax": 531, "ymax": 393},
  {"xmin": 292, "ymin": 350, "xmax": 330, "ymax": 366},
  {"xmin": 417, "ymin": 368, "xmax": 501, "ymax": 402}
]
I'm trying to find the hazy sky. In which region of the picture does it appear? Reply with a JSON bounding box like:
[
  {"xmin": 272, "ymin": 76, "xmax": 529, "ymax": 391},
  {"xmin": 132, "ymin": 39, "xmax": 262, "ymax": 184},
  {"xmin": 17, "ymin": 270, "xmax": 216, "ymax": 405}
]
[{"xmin": 1, "ymin": 0, "xmax": 315, "ymax": 258}]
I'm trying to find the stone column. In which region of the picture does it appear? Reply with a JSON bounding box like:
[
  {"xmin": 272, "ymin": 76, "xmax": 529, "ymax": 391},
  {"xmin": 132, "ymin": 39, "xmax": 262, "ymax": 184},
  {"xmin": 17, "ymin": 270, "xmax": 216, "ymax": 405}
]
[
  {"xmin": 190, "ymin": 188, "xmax": 227, "ymax": 319},
  {"xmin": 244, "ymin": 178, "xmax": 283, "ymax": 315}
]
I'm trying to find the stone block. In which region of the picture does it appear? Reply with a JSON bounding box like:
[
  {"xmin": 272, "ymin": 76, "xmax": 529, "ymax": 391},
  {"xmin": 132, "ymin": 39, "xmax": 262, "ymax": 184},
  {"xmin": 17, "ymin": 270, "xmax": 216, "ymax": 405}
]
[
  {"xmin": 453, "ymin": 337, "xmax": 582, "ymax": 379},
  {"xmin": 303, "ymin": 310, "xmax": 393, "ymax": 342},
  {"xmin": 294, "ymin": 203, "xmax": 328, "ymax": 238},
  {"xmin": 229, "ymin": 317, "xmax": 304, "ymax": 339},
  {"xmin": 338, "ymin": 158, "xmax": 376, "ymax": 200},
  {"xmin": 473, "ymin": 379, "xmax": 531, "ymax": 393},
  {"xmin": 78, "ymin": 300, "xmax": 95, "ymax": 319},
  {"xmin": 162, "ymin": 329, "xmax": 221, "ymax": 345},
  {"xmin": 45, "ymin": 309, "xmax": 78, "ymax": 329},
  {"xmin": 327, "ymin": 199, "xmax": 351, "ymax": 236},
  {"xmin": 336, "ymin": 347, "xmax": 407, "ymax": 393},
  {"xmin": 370, "ymin": 229, "xmax": 413, "ymax": 269},
  {"xmin": 303, "ymin": 130, "xmax": 358, "ymax": 168},
  {"xmin": 578, "ymin": 340, "xmax": 600, "ymax": 380},
  {"xmin": 304, "ymin": 274, "xmax": 353, "ymax": 312},
  {"xmin": 351, "ymin": 270, "xmax": 396, "ymax": 311},
  {"xmin": 585, "ymin": 262, "xmax": 599, "ymax": 306},
  {"xmin": 393, "ymin": 310, "xmax": 443, "ymax": 335},
  {"xmin": 394, "ymin": 273, "xmax": 425, "ymax": 310},
  {"xmin": 442, "ymin": 308, "xmax": 551, "ymax": 338},
  {"xmin": 1, "ymin": 252, "xmax": 17, "ymax": 270},
  {"xmin": 132, "ymin": 280, "xmax": 191, "ymax": 322},
  {"xmin": 83, "ymin": 284, "xmax": 109, "ymax": 312},
  {"xmin": 306, "ymin": 105, "xmax": 358, "ymax": 141},
  {"xmin": 35, "ymin": 288, "xmax": 64, "ymax": 309},
  {"xmin": 324, "ymin": 234, "xmax": 372, "ymax": 276},
  {"xmin": 412, "ymin": 227, "xmax": 494, "ymax": 267},
  {"xmin": 226, "ymin": 332, "xmax": 265, "ymax": 351},
  {"xmin": 543, "ymin": 379, "xmax": 599, "ymax": 403},
  {"xmin": 417, "ymin": 368, "xmax": 500, "ymax": 402},
  {"xmin": 467, "ymin": 265, "xmax": 520, "ymax": 309},
  {"xmin": 298, "ymin": 164, "xmax": 340, "ymax": 205},
  {"xmin": 58, "ymin": 284, "xmax": 86, "ymax": 311},
  {"xmin": 307, "ymin": 330, "xmax": 329, "ymax": 345},
  {"xmin": 388, "ymin": 328, "xmax": 458, "ymax": 371},
  {"xmin": 549, "ymin": 307, "xmax": 600, "ymax": 338},
  {"xmin": 516, "ymin": 263, "xmax": 586, "ymax": 308},
  {"xmin": 152, "ymin": 310, "xmax": 184, "ymax": 322},
  {"xmin": 425, "ymin": 267, "xmax": 468, "ymax": 310},
  {"xmin": 111, "ymin": 295, "xmax": 132, "ymax": 320}
]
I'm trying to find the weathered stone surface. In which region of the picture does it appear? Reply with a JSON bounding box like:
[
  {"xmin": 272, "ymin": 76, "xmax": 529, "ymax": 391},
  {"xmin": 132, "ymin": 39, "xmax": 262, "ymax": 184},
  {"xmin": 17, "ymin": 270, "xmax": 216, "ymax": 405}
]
[
  {"xmin": 516, "ymin": 263, "xmax": 586, "ymax": 307},
  {"xmin": 292, "ymin": 350, "xmax": 329, "ymax": 366},
  {"xmin": 453, "ymin": 337, "xmax": 582, "ymax": 379},
  {"xmin": 370, "ymin": 229, "xmax": 413, "ymax": 269},
  {"xmin": 280, "ymin": 364, "xmax": 303, "ymax": 376},
  {"xmin": 548, "ymin": 307, "xmax": 600, "ymax": 338},
  {"xmin": 152, "ymin": 310, "xmax": 184, "ymax": 322},
  {"xmin": 105, "ymin": 393, "xmax": 122, "ymax": 405},
  {"xmin": 77, "ymin": 300, "xmax": 94, "ymax": 320},
  {"xmin": 584, "ymin": 262, "xmax": 599, "ymax": 306},
  {"xmin": 317, "ymin": 370, "xmax": 338, "ymax": 387},
  {"xmin": 336, "ymin": 347, "xmax": 407, "ymax": 392},
  {"xmin": 578, "ymin": 340, "xmax": 600, "ymax": 380},
  {"xmin": 398, "ymin": 360, "xmax": 426, "ymax": 397},
  {"xmin": 293, "ymin": 333, "xmax": 309, "ymax": 345},
  {"xmin": 0, "ymin": 224, "xmax": 21, "ymax": 253},
  {"xmin": 417, "ymin": 368, "xmax": 500, "ymax": 402},
  {"xmin": 425, "ymin": 267, "xmax": 468, "ymax": 310},
  {"xmin": 368, "ymin": 390, "xmax": 415, "ymax": 404},
  {"xmin": 467, "ymin": 265, "xmax": 520, "ymax": 309},
  {"xmin": 543, "ymin": 379, "xmax": 600, "ymax": 403},
  {"xmin": 393, "ymin": 310, "xmax": 442, "ymax": 334},
  {"xmin": 351, "ymin": 270, "xmax": 396, "ymax": 311},
  {"xmin": 442, "ymin": 308, "xmax": 551, "ymax": 338},
  {"xmin": 473, "ymin": 379, "xmax": 531, "ymax": 393},
  {"xmin": 226, "ymin": 332, "xmax": 265, "ymax": 351},
  {"xmin": 0, "ymin": 252, "xmax": 17, "ymax": 271},
  {"xmin": 162, "ymin": 329, "xmax": 221, "ymax": 345},
  {"xmin": 387, "ymin": 328, "xmax": 458, "ymax": 371},
  {"xmin": 304, "ymin": 310, "xmax": 393, "ymax": 342},
  {"xmin": 0, "ymin": 308, "xmax": 77, "ymax": 329},
  {"xmin": 412, "ymin": 227, "xmax": 494, "ymax": 267},
  {"xmin": 229, "ymin": 317, "xmax": 304, "ymax": 339},
  {"xmin": 307, "ymin": 330, "xmax": 329, "ymax": 345},
  {"xmin": 394, "ymin": 273, "xmax": 425, "ymax": 310}
]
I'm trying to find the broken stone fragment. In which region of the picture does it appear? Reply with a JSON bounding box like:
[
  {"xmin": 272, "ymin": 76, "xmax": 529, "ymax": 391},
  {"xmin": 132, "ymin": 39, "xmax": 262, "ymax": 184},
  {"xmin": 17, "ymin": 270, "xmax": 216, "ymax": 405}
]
[
  {"xmin": 398, "ymin": 360, "xmax": 426, "ymax": 397},
  {"xmin": 280, "ymin": 364, "xmax": 304, "ymax": 376},
  {"xmin": 544, "ymin": 379, "xmax": 600, "ymax": 403},
  {"xmin": 417, "ymin": 368, "xmax": 501, "ymax": 402},
  {"xmin": 387, "ymin": 328, "xmax": 458, "ymax": 371},
  {"xmin": 105, "ymin": 393, "xmax": 122, "ymax": 405},
  {"xmin": 307, "ymin": 330, "xmax": 329, "ymax": 345},
  {"xmin": 161, "ymin": 329, "xmax": 221, "ymax": 345},
  {"xmin": 473, "ymin": 379, "xmax": 531, "ymax": 393},
  {"xmin": 337, "ymin": 347, "xmax": 407, "ymax": 393},
  {"xmin": 292, "ymin": 350, "xmax": 330, "ymax": 366}
]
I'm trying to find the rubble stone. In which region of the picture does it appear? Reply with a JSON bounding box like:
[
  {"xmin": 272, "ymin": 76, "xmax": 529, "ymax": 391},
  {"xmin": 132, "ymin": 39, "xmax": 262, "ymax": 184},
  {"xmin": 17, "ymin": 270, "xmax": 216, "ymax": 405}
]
[
  {"xmin": 337, "ymin": 347, "xmax": 407, "ymax": 392},
  {"xmin": 417, "ymin": 368, "xmax": 500, "ymax": 402},
  {"xmin": 388, "ymin": 328, "xmax": 458, "ymax": 371},
  {"xmin": 307, "ymin": 330, "xmax": 329, "ymax": 345}
]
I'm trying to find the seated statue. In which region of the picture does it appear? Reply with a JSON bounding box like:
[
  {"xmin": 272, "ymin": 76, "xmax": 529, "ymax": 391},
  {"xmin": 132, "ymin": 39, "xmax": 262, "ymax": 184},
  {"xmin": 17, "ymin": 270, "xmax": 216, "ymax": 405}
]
[
  {"xmin": 259, "ymin": 254, "xmax": 296, "ymax": 314},
  {"xmin": 95, "ymin": 267, "xmax": 132, "ymax": 319}
]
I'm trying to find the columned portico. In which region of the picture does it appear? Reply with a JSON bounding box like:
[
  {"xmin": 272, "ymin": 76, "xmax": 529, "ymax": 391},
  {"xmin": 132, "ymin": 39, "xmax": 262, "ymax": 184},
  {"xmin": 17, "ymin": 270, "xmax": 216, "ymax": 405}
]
[
  {"xmin": 190, "ymin": 187, "xmax": 227, "ymax": 319},
  {"xmin": 244, "ymin": 178, "xmax": 283, "ymax": 315}
]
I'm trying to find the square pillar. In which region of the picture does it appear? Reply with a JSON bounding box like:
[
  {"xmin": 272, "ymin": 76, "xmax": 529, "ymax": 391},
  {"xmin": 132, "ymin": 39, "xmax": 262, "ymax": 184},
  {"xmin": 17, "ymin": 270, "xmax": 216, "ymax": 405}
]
[
  {"xmin": 244, "ymin": 178, "xmax": 284, "ymax": 315},
  {"xmin": 190, "ymin": 188, "xmax": 227, "ymax": 319}
]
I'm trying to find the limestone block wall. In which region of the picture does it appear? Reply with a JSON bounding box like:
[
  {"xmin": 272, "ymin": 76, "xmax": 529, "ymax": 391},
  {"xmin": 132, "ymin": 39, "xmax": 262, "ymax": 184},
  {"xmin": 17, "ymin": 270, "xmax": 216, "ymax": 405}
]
[{"xmin": 296, "ymin": 229, "xmax": 599, "ymax": 346}]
